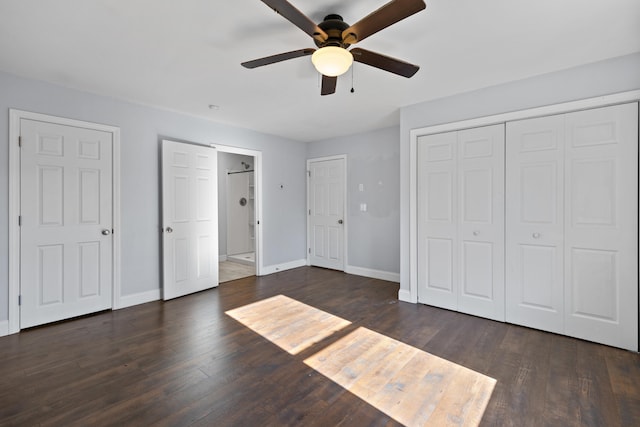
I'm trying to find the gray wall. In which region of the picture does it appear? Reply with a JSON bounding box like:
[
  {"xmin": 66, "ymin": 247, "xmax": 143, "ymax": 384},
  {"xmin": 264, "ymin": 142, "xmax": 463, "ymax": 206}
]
[
  {"xmin": 0, "ymin": 71, "xmax": 307, "ymax": 321},
  {"xmin": 307, "ymin": 126, "xmax": 400, "ymax": 274},
  {"xmin": 217, "ymin": 152, "xmax": 254, "ymax": 257},
  {"xmin": 399, "ymin": 52, "xmax": 640, "ymax": 295}
]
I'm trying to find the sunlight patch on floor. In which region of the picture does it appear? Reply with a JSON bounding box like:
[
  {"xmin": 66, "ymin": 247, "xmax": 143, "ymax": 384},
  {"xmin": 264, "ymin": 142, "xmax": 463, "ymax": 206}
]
[
  {"xmin": 225, "ymin": 294, "xmax": 351, "ymax": 355},
  {"xmin": 305, "ymin": 326, "xmax": 496, "ymax": 426},
  {"xmin": 227, "ymin": 295, "xmax": 496, "ymax": 426}
]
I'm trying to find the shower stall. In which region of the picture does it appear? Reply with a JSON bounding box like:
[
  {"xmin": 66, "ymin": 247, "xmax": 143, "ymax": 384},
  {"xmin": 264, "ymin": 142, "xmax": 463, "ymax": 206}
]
[{"xmin": 225, "ymin": 162, "xmax": 255, "ymax": 266}]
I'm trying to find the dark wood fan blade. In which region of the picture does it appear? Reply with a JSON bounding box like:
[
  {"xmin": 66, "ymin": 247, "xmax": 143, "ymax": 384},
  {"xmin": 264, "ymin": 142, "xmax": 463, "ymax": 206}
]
[
  {"xmin": 351, "ymin": 48, "xmax": 419, "ymax": 77},
  {"xmin": 260, "ymin": 0, "xmax": 328, "ymax": 43},
  {"xmin": 242, "ymin": 48, "xmax": 315, "ymax": 69},
  {"xmin": 342, "ymin": 0, "xmax": 426, "ymax": 44},
  {"xmin": 321, "ymin": 75, "xmax": 337, "ymax": 96}
]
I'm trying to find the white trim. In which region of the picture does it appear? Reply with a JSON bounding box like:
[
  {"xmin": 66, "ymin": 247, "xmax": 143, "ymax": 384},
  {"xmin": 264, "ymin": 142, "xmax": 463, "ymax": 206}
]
[
  {"xmin": 0, "ymin": 320, "xmax": 8, "ymax": 337},
  {"xmin": 212, "ymin": 144, "xmax": 263, "ymax": 277},
  {"xmin": 306, "ymin": 154, "xmax": 348, "ymax": 271},
  {"xmin": 119, "ymin": 289, "xmax": 161, "ymax": 309},
  {"xmin": 398, "ymin": 289, "xmax": 413, "ymax": 303},
  {"xmin": 261, "ymin": 259, "xmax": 307, "ymax": 275},
  {"xmin": 8, "ymin": 109, "xmax": 122, "ymax": 333},
  {"xmin": 345, "ymin": 265, "xmax": 400, "ymax": 283},
  {"xmin": 8, "ymin": 111, "xmax": 20, "ymax": 334},
  {"xmin": 111, "ymin": 128, "xmax": 122, "ymax": 309},
  {"xmin": 409, "ymin": 90, "xmax": 640, "ymax": 139},
  {"xmin": 408, "ymin": 90, "xmax": 640, "ymax": 306}
]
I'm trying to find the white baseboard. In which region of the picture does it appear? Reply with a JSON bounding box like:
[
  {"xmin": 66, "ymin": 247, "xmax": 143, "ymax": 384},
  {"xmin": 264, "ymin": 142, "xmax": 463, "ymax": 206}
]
[
  {"xmin": 0, "ymin": 319, "xmax": 9, "ymax": 337},
  {"xmin": 219, "ymin": 255, "xmax": 228, "ymax": 262},
  {"xmin": 260, "ymin": 259, "xmax": 307, "ymax": 276},
  {"xmin": 398, "ymin": 289, "xmax": 415, "ymax": 303},
  {"xmin": 345, "ymin": 265, "xmax": 400, "ymax": 283},
  {"xmin": 117, "ymin": 289, "xmax": 161, "ymax": 309}
]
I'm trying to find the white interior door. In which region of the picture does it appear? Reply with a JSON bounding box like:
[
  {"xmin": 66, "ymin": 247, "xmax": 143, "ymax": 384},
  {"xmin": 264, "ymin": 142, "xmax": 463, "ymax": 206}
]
[
  {"xmin": 20, "ymin": 119, "xmax": 113, "ymax": 328},
  {"xmin": 162, "ymin": 140, "xmax": 218, "ymax": 300},
  {"xmin": 417, "ymin": 131, "xmax": 458, "ymax": 310},
  {"xmin": 506, "ymin": 114, "xmax": 565, "ymax": 334},
  {"xmin": 457, "ymin": 125, "xmax": 505, "ymax": 321},
  {"xmin": 563, "ymin": 103, "xmax": 638, "ymax": 350},
  {"xmin": 417, "ymin": 125, "xmax": 504, "ymax": 321},
  {"xmin": 308, "ymin": 157, "xmax": 345, "ymax": 271}
]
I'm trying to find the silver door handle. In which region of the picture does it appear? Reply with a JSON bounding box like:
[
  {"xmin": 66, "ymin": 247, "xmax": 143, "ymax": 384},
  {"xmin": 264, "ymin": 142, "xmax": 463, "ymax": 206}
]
[
  {"xmin": 338, "ymin": 219, "xmax": 344, "ymax": 224},
  {"xmin": 473, "ymin": 231, "xmax": 480, "ymax": 236},
  {"xmin": 101, "ymin": 229, "xmax": 111, "ymax": 236},
  {"xmin": 532, "ymin": 232, "xmax": 541, "ymax": 239},
  {"xmin": 166, "ymin": 227, "xmax": 173, "ymax": 233}
]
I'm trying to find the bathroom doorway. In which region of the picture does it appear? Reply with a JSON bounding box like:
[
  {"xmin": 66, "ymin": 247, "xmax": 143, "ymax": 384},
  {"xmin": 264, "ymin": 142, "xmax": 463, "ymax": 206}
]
[{"xmin": 216, "ymin": 146, "xmax": 262, "ymax": 283}]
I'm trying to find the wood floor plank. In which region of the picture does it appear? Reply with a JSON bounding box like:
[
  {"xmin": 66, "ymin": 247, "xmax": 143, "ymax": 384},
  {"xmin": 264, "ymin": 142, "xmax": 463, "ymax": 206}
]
[{"xmin": 0, "ymin": 266, "xmax": 637, "ymax": 426}]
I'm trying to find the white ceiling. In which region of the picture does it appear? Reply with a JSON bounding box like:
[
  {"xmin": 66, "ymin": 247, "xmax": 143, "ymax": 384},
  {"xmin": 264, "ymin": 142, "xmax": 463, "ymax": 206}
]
[{"xmin": 1, "ymin": 0, "xmax": 639, "ymax": 142}]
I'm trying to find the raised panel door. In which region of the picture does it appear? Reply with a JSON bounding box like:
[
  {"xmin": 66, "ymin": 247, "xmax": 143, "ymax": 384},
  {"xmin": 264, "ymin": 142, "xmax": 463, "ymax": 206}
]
[
  {"xmin": 506, "ymin": 115, "xmax": 565, "ymax": 333},
  {"xmin": 308, "ymin": 158, "xmax": 345, "ymax": 270},
  {"xmin": 564, "ymin": 103, "xmax": 638, "ymax": 351},
  {"xmin": 417, "ymin": 132, "xmax": 458, "ymax": 309},
  {"xmin": 162, "ymin": 140, "xmax": 218, "ymax": 300},
  {"xmin": 457, "ymin": 125, "xmax": 505, "ymax": 321},
  {"xmin": 20, "ymin": 119, "xmax": 113, "ymax": 328}
]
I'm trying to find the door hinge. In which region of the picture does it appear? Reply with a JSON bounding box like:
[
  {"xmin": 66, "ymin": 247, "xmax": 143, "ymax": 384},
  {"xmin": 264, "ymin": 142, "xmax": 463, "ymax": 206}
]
[
  {"xmin": 18, "ymin": 136, "xmax": 22, "ymax": 147},
  {"xmin": 308, "ymin": 209, "xmax": 311, "ymax": 215},
  {"xmin": 18, "ymin": 295, "xmax": 21, "ymax": 306},
  {"xmin": 18, "ymin": 216, "xmax": 21, "ymax": 226},
  {"xmin": 307, "ymin": 170, "xmax": 311, "ymax": 177},
  {"xmin": 308, "ymin": 248, "xmax": 311, "ymax": 254}
]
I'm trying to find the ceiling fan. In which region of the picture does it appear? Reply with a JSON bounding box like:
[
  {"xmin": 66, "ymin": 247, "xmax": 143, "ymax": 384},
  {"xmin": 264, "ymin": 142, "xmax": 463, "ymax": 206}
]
[{"xmin": 241, "ymin": 0, "xmax": 427, "ymax": 95}]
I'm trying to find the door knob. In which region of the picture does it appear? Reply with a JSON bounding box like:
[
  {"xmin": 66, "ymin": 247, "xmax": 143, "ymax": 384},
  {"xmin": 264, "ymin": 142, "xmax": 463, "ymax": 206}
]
[
  {"xmin": 532, "ymin": 232, "xmax": 541, "ymax": 239},
  {"xmin": 166, "ymin": 227, "xmax": 173, "ymax": 233},
  {"xmin": 338, "ymin": 219, "xmax": 344, "ymax": 224},
  {"xmin": 473, "ymin": 231, "xmax": 480, "ymax": 236},
  {"xmin": 101, "ymin": 229, "xmax": 111, "ymax": 236}
]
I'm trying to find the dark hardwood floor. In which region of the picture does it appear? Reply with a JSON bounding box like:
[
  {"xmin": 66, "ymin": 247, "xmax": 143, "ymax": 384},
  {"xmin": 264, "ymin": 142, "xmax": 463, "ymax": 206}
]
[{"xmin": 1, "ymin": 267, "xmax": 638, "ymax": 426}]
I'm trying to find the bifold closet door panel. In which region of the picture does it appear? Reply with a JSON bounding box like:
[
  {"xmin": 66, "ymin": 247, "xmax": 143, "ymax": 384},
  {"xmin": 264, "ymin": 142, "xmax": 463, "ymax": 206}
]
[
  {"xmin": 457, "ymin": 125, "xmax": 505, "ymax": 321},
  {"xmin": 418, "ymin": 124, "xmax": 505, "ymax": 321},
  {"xmin": 417, "ymin": 131, "xmax": 458, "ymax": 310},
  {"xmin": 506, "ymin": 115, "xmax": 565, "ymax": 334},
  {"xmin": 564, "ymin": 103, "xmax": 638, "ymax": 351}
]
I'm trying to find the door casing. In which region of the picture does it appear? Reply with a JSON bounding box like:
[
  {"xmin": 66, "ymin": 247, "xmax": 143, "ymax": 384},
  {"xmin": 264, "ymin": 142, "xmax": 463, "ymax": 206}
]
[
  {"xmin": 8, "ymin": 109, "xmax": 121, "ymax": 334},
  {"xmin": 213, "ymin": 143, "xmax": 263, "ymax": 276}
]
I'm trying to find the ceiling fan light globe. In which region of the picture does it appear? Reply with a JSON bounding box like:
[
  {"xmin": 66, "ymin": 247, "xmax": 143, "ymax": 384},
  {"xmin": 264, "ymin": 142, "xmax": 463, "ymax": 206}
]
[{"xmin": 312, "ymin": 46, "xmax": 353, "ymax": 77}]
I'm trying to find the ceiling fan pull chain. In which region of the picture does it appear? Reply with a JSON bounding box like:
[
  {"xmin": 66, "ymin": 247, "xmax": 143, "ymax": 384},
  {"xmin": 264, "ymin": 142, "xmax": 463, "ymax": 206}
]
[{"xmin": 351, "ymin": 64, "xmax": 355, "ymax": 93}]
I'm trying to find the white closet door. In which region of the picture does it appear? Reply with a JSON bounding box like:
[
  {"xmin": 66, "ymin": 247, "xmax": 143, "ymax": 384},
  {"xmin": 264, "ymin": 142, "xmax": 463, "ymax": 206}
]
[
  {"xmin": 506, "ymin": 115, "xmax": 565, "ymax": 333},
  {"xmin": 417, "ymin": 131, "xmax": 458, "ymax": 309},
  {"xmin": 564, "ymin": 103, "xmax": 638, "ymax": 351},
  {"xmin": 418, "ymin": 125, "xmax": 505, "ymax": 320},
  {"xmin": 457, "ymin": 125, "xmax": 505, "ymax": 321}
]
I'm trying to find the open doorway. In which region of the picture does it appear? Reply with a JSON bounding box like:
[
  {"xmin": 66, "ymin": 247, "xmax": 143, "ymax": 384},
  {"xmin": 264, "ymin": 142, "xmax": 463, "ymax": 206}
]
[{"xmin": 216, "ymin": 145, "xmax": 262, "ymax": 283}]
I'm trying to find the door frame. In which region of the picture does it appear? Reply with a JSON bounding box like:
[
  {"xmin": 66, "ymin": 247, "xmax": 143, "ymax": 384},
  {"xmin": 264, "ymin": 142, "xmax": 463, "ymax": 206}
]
[
  {"xmin": 212, "ymin": 143, "xmax": 263, "ymax": 276},
  {"xmin": 306, "ymin": 155, "xmax": 348, "ymax": 271},
  {"xmin": 8, "ymin": 109, "xmax": 121, "ymax": 334},
  {"xmin": 406, "ymin": 90, "xmax": 640, "ymax": 304}
]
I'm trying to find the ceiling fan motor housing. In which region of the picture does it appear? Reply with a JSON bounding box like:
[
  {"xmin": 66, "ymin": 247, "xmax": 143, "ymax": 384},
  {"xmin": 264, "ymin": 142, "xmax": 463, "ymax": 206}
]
[{"xmin": 315, "ymin": 14, "xmax": 352, "ymax": 48}]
